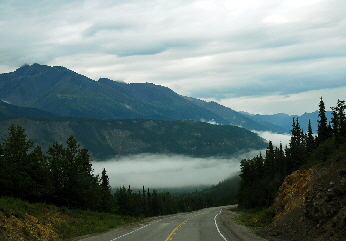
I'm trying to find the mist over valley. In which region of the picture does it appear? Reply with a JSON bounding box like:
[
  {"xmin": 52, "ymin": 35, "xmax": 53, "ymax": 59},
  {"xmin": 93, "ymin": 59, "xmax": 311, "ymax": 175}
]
[
  {"xmin": 0, "ymin": 64, "xmax": 305, "ymax": 194},
  {"xmin": 92, "ymin": 151, "xmax": 261, "ymax": 190},
  {"xmin": 90, "ymin": 130, "xmax": 288, "ymax": 190}
]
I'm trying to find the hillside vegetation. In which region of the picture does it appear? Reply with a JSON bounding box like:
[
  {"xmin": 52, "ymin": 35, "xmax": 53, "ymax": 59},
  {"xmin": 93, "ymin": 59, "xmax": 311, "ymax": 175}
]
[
  {"xmin": 265, "ymin": 145, "xmax": 346, "ymax": 240},
  {"xmin": 0, "ymin": 197, "xmax": 140, "ymax": 241},
  {"xmin": 237, "ymin": 97, "xmax": 346, "ymax": 240},
  {"xmin": 0, "ymin": 118, "xmax": 266, "ymax": 159}
]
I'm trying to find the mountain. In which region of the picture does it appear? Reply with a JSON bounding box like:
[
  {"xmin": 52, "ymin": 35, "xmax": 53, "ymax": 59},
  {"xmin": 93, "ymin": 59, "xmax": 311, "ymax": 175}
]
[
  {"xmin": 187, "ymin": 97, "xmax": 286, "ymax": 133},
  {"xmin": 0, "ymin": 100, "xmax": 57, "ymax": 119},
  {"xmin": 246, "ymin": 111, "xmax": 333, "ymax": 134},
  {"xmin": 0, "ymin": 117, "xmax": 267, "ymax": 160},
  {"xmin": 0, "ymin": 64, "xmax": 280, "ymax": 132},
  {"xmin": 0, "ymin": 64, "xmax": 224, "ymax": 121}
]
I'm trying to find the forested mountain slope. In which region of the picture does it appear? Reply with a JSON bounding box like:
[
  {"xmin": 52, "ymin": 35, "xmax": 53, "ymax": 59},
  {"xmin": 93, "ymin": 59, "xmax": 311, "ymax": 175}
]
[
  {"xmin": 187, "ymin": 97, "xmax": 286, "ymax": 133},
  {"xmin": 0, "ymin": 100, "xmax": 57, "ymax": 119},
  {"xmin": 0, "ymin": 118, "xmax": 266, "ymax": 160}
]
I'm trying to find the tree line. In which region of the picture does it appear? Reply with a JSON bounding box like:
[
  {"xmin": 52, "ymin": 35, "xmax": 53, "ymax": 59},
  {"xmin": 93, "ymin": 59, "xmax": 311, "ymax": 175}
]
[
  {"xmin": 238, "ymin": 98, "xmax": 346, "ymax": 208},
  {"xmin": 0, "ymin": 125, "xmax": 111, "ymax": 211},
  {"xmin": 0, "ymin": 124, "xmax": 237, "ymax": 216}
]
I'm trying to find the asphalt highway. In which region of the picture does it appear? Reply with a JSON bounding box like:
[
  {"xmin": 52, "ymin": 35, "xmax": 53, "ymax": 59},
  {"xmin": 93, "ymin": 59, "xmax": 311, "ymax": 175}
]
[{"xmin": 78, "ymin": 206, "xmax": 267, "ymax": 241}]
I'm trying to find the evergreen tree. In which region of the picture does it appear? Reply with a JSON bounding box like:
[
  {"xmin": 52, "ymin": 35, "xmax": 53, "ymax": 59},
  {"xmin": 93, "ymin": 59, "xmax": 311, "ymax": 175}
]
[
  {"xmin": 47, "ymin": 141, "xmax": 67, "ymax": 205},
  {"xmin": 1, "ymin": 125, "xmax": 33, "ymax": 167},
  {"xmin": 100, "ymin": 168, "xmax": 113, "ymax": 212},
  {"xmin": 306, "ymin": 119, "xmax": 315, "ymax": 153},
  {"xmin": 287, "ymin": 117, "xmax": 307, "ymax": 171},
  {"xmin": 27, "ymin": 145, "xmax": 53, "ymax": 201},
  {"xmin": 147, "ymin": 188, "xmax": 152, "ymax": 216},
  {"xmin": 275, "ymin": 142, "xmax": 287, "ymax": 177},
  {"xmin": 265, "ymin": 141, "xmax": 275, "ymax": 176},
  {"xmin": 47, "ymin": 136, "xmax": 100, "ymax": 209},
  {"xmin": 0, "ymin": 125, "xmax": 41, "ymax": 200},
  {"xmin": 331, "ymin": 99, "xmax": 346, "ymax": 144},
  {"xmin": 151, "ymin": 190, "xmax": 160, "ymax": 216},
  {"xmin": 114, "ymin": 186, "xmax": 129, "ymax": 215},
  {"xmin": 317, "ymin": 96, "xmax": 330, "ymax": 143}
]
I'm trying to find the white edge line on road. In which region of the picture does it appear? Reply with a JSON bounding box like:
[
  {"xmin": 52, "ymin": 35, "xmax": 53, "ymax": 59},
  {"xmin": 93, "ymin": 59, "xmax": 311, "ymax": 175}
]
[
  {"xmin": 110, "ymin": 220, "xmax": 161, "ymax": 241},
  {"xmin": 214, "ymin": 210, "xmax": 228, "ymax": 241}
]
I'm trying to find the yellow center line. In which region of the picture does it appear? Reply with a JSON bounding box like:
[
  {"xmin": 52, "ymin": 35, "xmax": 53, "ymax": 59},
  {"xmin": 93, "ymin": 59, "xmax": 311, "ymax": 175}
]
[{"xmin": 164, "ymin": 211, "xmax": 210, "ymax": 241}]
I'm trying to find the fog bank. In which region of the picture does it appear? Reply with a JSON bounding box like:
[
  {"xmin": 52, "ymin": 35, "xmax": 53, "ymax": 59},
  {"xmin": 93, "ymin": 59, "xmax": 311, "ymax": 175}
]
[
  {"xmin": 92, "ymin": 150, "xmax": 262, "ymax": 189},
  {"xmin": 92, "ymin": 131, "xmax": 291, "ymax": 189},
  {"xmin": 253, "ymin": 130, "xmax": 291, "ymax": 148}
]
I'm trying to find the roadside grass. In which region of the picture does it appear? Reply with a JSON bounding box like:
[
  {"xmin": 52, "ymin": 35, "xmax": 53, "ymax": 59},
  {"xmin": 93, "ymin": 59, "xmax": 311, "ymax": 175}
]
[
  {"xmin": 0, "ymin": 196, "xmax": 142, "ymax": 240},
  {"xmin": 55, "ymin": 209, "xmax": 141, "ymax": 240},
  {"xmin": 232, "ymin": 206, "xmax": 275, "ymax": 228}
]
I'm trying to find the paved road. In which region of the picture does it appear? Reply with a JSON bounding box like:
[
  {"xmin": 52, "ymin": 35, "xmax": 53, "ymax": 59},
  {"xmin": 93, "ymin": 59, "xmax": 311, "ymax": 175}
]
[{"xmin": 78, "ymin": 206, "xmax": 267, "ymax": 241}]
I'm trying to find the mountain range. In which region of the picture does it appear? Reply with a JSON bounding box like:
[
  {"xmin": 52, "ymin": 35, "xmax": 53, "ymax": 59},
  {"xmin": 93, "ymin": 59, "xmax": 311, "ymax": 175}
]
[
  {"xmin": 0, "ymin": 64, "xmax": 330, "ymax": 158},
  {"xmin": 244, "ymin": 111, "xmax": 333, "ymax": 134},
  {"xmin": 0, "ymin": 63, "xmax": 286, "ymax": 132}
]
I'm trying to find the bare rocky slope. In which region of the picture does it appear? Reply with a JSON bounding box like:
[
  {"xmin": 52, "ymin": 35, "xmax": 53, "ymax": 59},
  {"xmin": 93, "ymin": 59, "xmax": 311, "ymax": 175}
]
[{"xmin": 264, "ymin": 154, "xmax": 346, "ymax": 241}]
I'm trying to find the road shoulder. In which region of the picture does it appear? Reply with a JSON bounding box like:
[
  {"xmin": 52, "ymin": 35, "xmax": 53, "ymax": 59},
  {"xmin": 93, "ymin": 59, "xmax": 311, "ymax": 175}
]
[{"xmin": 220, "ymin": 208, "xmax": 268, "ymax": 241}]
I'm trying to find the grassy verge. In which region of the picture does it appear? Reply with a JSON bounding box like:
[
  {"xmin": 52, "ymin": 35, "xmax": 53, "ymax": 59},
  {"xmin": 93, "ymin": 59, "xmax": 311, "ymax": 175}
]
[
  {"xmin": 54, "ymin": 209, "xmax": 142, "ymax": 240},
  {"xmin": 0, "ymin": 197, "xmax": 142, "ymax": 240},
  {"xmin": 232, "ymin": 206, "xmax": 275, "ymax": 228}
]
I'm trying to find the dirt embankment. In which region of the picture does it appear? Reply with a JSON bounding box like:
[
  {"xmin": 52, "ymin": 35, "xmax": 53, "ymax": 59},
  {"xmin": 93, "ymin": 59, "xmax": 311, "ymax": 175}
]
[
  {"xmin": 265, "ymin": 154, "xmax": 346, "ymax": 241},
  {"xmin": 0, "ymin": 210, "xmax": 62, "ymax": 241}
]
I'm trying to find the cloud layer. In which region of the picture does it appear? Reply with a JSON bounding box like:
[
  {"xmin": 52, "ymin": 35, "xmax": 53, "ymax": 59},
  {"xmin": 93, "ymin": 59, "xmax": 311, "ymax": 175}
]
[
  {"xmin": 1, "ymin": 0, "xmax": 345, "ymax": 114},
  {"xmin": 92, "ymin": 150, "xmax": 262, "ymax": 189},
  {"xmin": 90, "ymin": 128, "xmax": 287, "ymax": 189}
]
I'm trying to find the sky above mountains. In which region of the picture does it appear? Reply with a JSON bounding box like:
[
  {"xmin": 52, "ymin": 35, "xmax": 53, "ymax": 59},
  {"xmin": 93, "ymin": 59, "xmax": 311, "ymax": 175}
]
[{"xmin": 1, "ymin": 0, "xmax": 345, "ymax": 115}]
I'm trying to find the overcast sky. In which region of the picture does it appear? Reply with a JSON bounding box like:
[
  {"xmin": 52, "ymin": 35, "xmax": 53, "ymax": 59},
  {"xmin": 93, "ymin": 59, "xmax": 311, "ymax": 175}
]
[{"xmin": 1, "ymin": 0, "xmax": 345, "ymax": 115}]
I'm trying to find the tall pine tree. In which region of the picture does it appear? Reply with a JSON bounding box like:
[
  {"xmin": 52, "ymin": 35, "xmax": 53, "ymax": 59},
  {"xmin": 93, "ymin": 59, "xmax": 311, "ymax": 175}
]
[
  {"xmin": 331, "ymin": 99, "xmax": 346, "ymax": 144},
  {"xmin": 317, "ymin": 96, "xmax": 330, "ymax": 143}
]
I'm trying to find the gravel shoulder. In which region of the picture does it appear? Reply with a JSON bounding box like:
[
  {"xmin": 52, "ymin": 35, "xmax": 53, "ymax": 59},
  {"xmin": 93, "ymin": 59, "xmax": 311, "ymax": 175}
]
[{"xmin": 220, "ymin": 207, "xmax": 269, "ymax": 241}]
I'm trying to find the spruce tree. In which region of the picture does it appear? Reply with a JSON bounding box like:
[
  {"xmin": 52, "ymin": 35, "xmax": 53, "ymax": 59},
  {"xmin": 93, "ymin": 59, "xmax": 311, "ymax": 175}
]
[
  {"xmin": 317, "ymin": 96, "xmax": 329, "ymax": 143},
  {"xmin": 288, "ymin": 117, "xmax": 306, "ymax": 171},
  {"xmin": 306, "ymin": 119, "xmax": 315, "ymax": 153},
  {"xmin": 0, "ymin": 125, "xmax": 36, "ymax": 200},
  {"xmin": 99, "ymin": 168, "xmax": 112, "ymax": 212},
  {"xmin": 331, "ymin": 99, "xmax": 346, "ymax": 144},
  {"xmin": 265, "ymin": 141, "xmax": 275, "ymax": 176},
  {"xmin": 47, "ymin": 136, "xmax": 100, "ymax": 209}
]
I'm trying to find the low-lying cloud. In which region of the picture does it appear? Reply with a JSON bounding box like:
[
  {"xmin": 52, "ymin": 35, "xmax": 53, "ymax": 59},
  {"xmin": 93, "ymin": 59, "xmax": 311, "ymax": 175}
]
[
  {"xmin": 92, "ymin": 150, "xmax": 263, "ymax": 190},
  {"xmin": 253, "ymin": 130, "xmax": 291, "ymax": 148},
  {"xmin": 92, "ymin": 131, "xmax": 292, "ymax": 190}
]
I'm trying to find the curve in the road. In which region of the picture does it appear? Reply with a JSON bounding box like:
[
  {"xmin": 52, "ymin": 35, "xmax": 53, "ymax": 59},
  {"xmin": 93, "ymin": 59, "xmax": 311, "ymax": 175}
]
[{"xmin": 214, "ymin": 210, "xmax": 228, "ymax": 241}]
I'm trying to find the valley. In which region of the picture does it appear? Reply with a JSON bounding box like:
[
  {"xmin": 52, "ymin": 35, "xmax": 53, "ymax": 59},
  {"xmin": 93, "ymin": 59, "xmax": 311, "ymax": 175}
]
[{"xmin": 0, "ymin": 64, "xmax": 345, "ymax": 241}]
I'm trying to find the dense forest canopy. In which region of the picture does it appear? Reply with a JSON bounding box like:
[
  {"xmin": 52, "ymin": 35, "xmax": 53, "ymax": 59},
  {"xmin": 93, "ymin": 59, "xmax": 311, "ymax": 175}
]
[{"xmin": 238, "ymin": 97, "xmax": 346, "ymax": 208}]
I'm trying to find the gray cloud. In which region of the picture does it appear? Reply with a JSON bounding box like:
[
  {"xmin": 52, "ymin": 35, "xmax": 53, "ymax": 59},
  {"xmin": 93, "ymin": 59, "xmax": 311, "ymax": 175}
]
[{"xmin": 1, "ymin": 0, "xmax": 346, "ymax": 115}]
